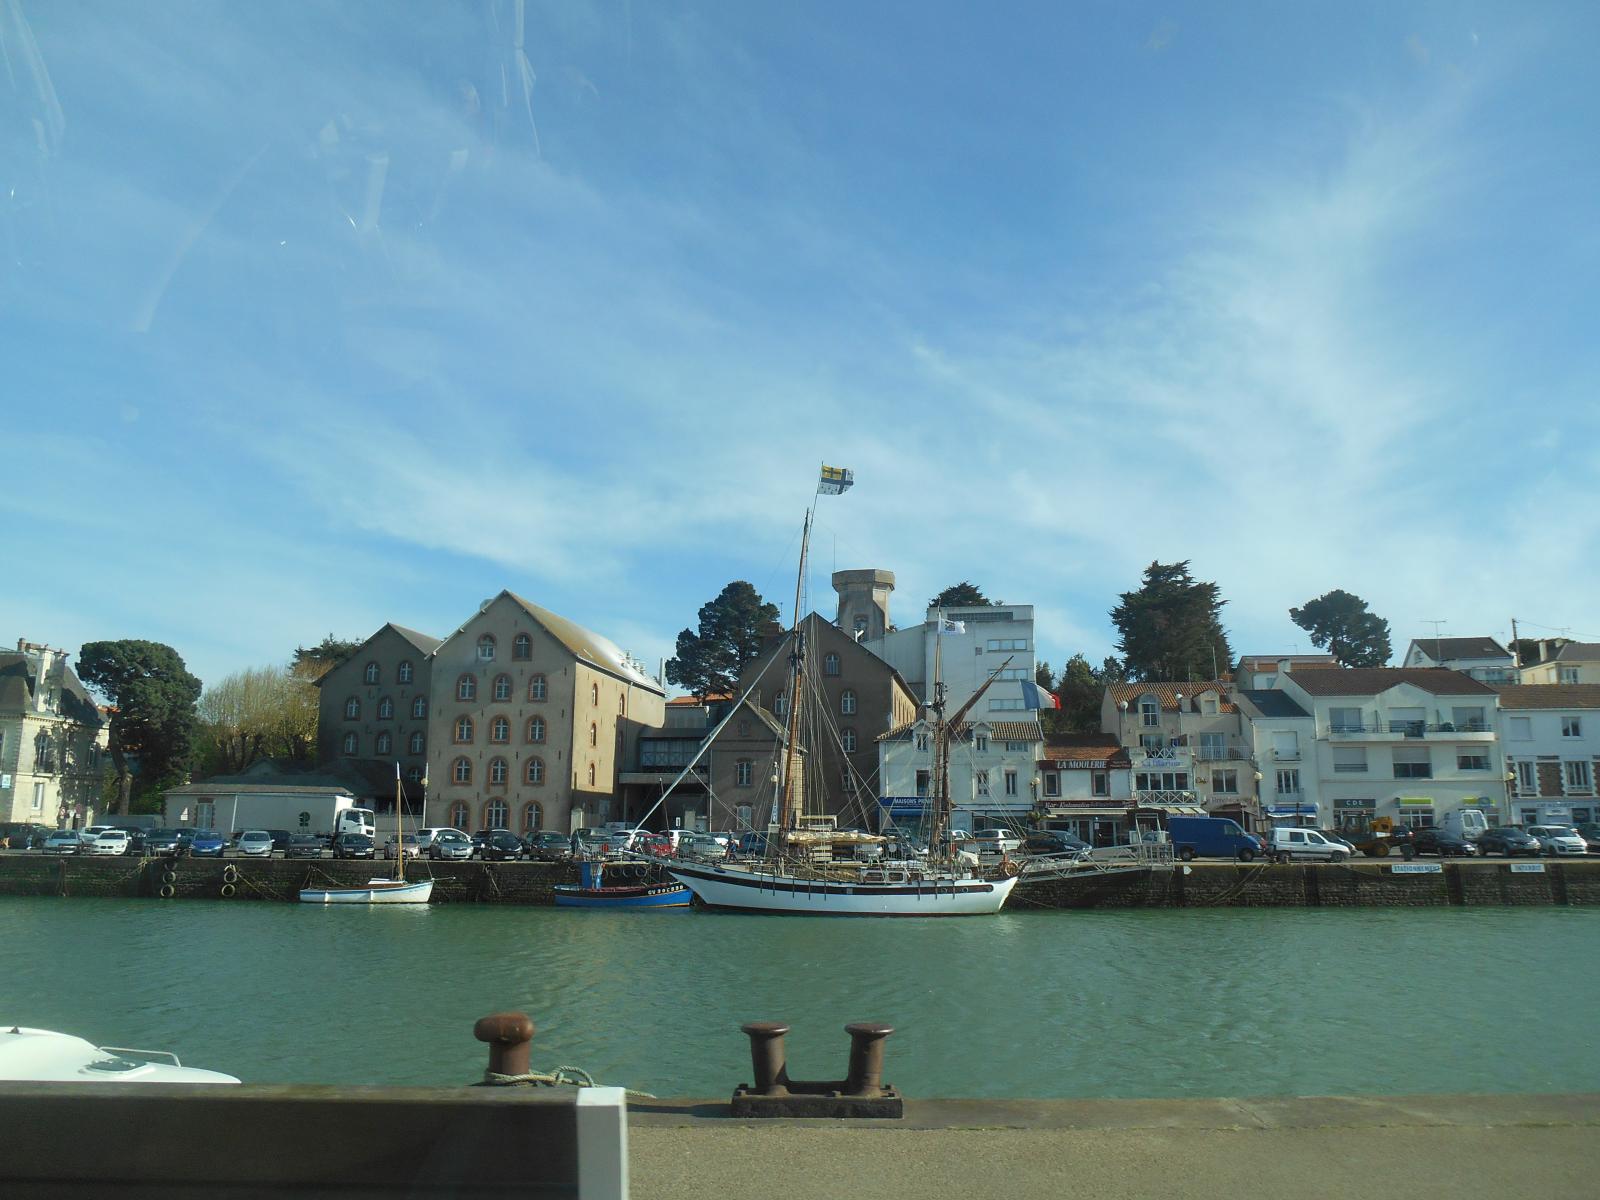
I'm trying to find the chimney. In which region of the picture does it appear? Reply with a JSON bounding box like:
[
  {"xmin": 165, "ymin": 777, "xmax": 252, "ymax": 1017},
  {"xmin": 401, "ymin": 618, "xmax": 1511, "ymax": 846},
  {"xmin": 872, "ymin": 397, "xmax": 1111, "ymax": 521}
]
[{"xmin": 1277, "ymin": 658, "xmax": 1292, "ymax": 675}]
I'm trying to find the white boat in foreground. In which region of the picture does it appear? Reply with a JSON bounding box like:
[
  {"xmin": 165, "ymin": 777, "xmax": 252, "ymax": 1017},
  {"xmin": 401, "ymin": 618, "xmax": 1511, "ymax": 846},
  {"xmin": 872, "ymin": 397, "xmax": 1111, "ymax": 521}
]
[
  {"xmin": 0, "ymin": 1026, "xmax": 239, "ymax": 1084},
  {"xmin": 299, "ymin": 877, "xmax": 434, "ymax": 905},
  {"xmin": 668, "ymin": 860, "xmax": 1017, "ymax": 915}
]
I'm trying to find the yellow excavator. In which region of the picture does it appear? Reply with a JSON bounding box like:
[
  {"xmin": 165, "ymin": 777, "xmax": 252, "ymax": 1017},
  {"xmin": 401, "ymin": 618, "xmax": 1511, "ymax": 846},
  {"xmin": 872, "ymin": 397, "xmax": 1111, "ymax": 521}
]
[{"xmin": 1341, "ymin": 816, "xmax": 1418, "ymax": 860}]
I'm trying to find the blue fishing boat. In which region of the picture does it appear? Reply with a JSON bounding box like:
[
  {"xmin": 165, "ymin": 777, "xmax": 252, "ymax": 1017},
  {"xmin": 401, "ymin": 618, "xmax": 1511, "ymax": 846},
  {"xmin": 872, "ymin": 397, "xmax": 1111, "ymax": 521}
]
[{"xmin": 554, "ymin": 860, "xmax": 692, "ymax": 909}]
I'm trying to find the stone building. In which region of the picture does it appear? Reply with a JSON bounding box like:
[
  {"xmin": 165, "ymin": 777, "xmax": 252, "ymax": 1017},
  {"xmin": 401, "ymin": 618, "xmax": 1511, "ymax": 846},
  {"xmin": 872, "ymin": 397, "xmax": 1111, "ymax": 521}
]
[
  {"xmin": 314, "ymin": 623, "xmax": 441, "ymax": 801},
  {"xmin": 426, "ymin": 592, "xmax": 666, "ymax": 835},
  {"xmin": 0, "ymin": 640, "xmax": 110, "ymax": 829}
]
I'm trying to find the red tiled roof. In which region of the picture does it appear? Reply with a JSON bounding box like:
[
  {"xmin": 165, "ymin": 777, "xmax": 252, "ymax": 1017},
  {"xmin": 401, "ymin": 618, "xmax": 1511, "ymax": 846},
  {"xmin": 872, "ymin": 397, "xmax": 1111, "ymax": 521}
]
[
  {"xmin": 1041, "ymin": 735, "xmax": 1131, "ymax": 767},
  {"xmin": 1492, "ymin": 684, "xmax": 1600, "ymax": 710},
  {"xmin": 1106, "ymin": 682, "xmax": 1236, "ymax": 713}
]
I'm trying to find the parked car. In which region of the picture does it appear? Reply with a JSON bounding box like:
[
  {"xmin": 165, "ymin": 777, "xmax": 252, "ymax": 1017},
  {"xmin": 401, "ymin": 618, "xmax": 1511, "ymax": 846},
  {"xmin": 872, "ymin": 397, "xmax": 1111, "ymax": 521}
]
[
  {"xmin": 1, "ymin": 823, "xmax": 51, "ymax": 850},
  {"xmin": 88, "ymin": 829, "xmax": 130, "ymax": 856},
  {"xmin": 1526, "ymin": 825, "xmax": 1588, "ymax": 857},
  {"xmin": 480, "ymin": 832, "xmax": 524, "ymax": 861},
  {"xmin": 676, "ymin": 833, "xmax": 726, "ymax": 862},
  {"xmin": 1411, "ymin": 828, "xmax": 1478, "ymax": 858},
  {"xmin": 969, "ymin": 829, "xmax": 1024, "ymax": 854},
  {"xmin": 471, "ymin": 828, "xmax": 517, "ymax": 858},
  {"xmin": 429, "ymin": 831, "xmax": 473, "ymax": 861},
  {"xmin": 570, "ymin": 828, "xmax": 611, "ymax": 855},
  {"xmin": 1475, "ymin": 827, "xmax": 1540, "ymax": 856},
  {"xmin": 113, "ymin": 827, "xmax": 148, "ymax": 855},
  {"xmin": 1315, "ymin": 830, "xmax": 1358, "ymax": 855},
  {"xmin": 42, "ymin": 830, "xmax": 82, "ymax": 855},
  {"xmin": 1169, "ymin": 816, "xmax": 1266, "ymax": 862},
  {"xmin": 735, "ymin": 831, "xmax": 770, "ymax": 857},
  {"xmin": 413, "ymin": 828, "xmax": 462, "ymax": 852},
  {"xmin": 1020, "ymin": 831, "xmax": 1090, "ymax": 857},
  {"xmin": 1268, "ymin": 827, "xmax": 1350, "ymax": 863},
  {"xmin": 235, "ymin": 830, "xmax": 275, "ymax": 858},
  {"xmin": 605, "ymin": 828, "xmax": 650, "ymax": 852},
  {"xmin": 1575, "ymin": 822, "xmax": 1600, "ymax": 854},
  {"xmin": 524, "ymin": 831, "xmax": 573, "ymax": 861},
  {"xmin": 188, "ymin": 831, "xmax": 227, "ymax": 858},
  {"xmin": 383, "ymin": 834, "xmax": 421, "ymax": 860},
  {"xmin": 79, "ymin": 825, "xmax": 117, "ymax": 848},
  {"xmin": 285, "ymin": 833, "xmax": 326, "ymax": 859},
  {"xmin": 145, "ymin": 829, "xmax": 191, "ymax": 856},
  {"xmin": 333, "ymin": 833, "xmax": 375, "ymax": 860}
]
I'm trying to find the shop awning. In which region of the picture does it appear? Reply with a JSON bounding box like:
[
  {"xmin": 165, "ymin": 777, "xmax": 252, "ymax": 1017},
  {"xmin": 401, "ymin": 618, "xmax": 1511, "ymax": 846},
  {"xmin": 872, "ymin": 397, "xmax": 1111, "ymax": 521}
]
[
  {"xmin": 1140, "ymin": 804, "xmax": 1208, "ymax": 815},
  {"xmin": 1459, "ymin": 797, "xmax": 1498, "ymax": 808},
  {"xmin": 1396, "ymin": 797, "xmax": 1434, "ymax": 807},
  {"xmin": 1267, "ymin": 804, "xmax": 1318, "ymax": 816},
  {"xmin": 1041, "ymin": 807, "xmax": 1129, "ymax": 818}
]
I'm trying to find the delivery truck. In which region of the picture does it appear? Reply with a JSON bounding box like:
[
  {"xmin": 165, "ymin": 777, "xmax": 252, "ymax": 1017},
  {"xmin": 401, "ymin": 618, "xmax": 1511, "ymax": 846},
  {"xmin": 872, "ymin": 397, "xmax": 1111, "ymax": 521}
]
[{"xmin": 164, "ymin": 788, "xmax": 375, "ymax": 840}]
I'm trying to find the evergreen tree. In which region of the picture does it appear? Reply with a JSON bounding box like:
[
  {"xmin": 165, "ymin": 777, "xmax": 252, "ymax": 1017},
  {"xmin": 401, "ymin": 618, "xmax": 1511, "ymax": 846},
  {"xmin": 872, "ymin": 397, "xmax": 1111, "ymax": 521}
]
[
  {"xmin": 292, "ymin": 634, "xmax": 363, "ymax": 680},
  {"xmin": 1110, "ymin": 561, "xmax": 1232, "ymax": 682},
  {"xmin": 1055, "ymin": 654, "xmax": 1104, "ymax": 733},
  {"xmin": 77, "ymin": 640, "xmax": 203, "ymax": 814},
  {"xmin": 928, "ymin": 581, "xmax": 993, "ymax": 608},
  {"xmin": 666, "ymin": 581, "xmax": 781, "ymax": 699},
  {"xmin": 1289, "ymin": 590, "xmax": 1392, "ymax": 668}
]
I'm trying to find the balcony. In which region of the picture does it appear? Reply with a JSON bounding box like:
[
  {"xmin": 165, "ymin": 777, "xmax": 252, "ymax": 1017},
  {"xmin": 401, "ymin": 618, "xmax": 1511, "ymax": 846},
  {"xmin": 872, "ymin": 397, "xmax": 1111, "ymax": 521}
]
[
  {"xmin": 1133, "ymin": 789, "xmax": 1200, "ymax": 809},
  {"xmin": 1271, "ymin": 749, "xmax": 1301, "ymax": 761},
  {"xmin": 1194, "ymin": 746, "xmax": 1250, "ymax": 762},
  {"xmin": 1325, "ymin": 723, "xmax": 1494, "ymax": 741}
]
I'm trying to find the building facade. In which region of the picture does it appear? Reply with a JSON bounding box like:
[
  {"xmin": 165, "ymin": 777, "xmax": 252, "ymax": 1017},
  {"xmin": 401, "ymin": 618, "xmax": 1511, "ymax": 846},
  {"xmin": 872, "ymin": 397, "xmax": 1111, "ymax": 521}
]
[
  {"xmin": 0, "ymin": 640, "xmax": 109, "ymax": 829},
  {"xmin": 1035, "ymin": 734, "xmax": 1136, "ymax": 846},
  {"xmin": 1497, "ymin": 685, "xmax": 1600, "ymax": 827},
  {"xmin": 877, "ymin": 718, "xmax": 1044, "ymax": 834},
  {"xmin": 315, "ymin": 623, "xmax": 441, "ymax": 798},
  {"xmin": 426, "ymin": 592, "xmax": 665, "ymax": 835},
  {"xmin": 1100, "ymin": 681, "xmax": 1262, "ymax": 820},
  {"xmin": 1518, "ymin": 642, "xmax": 1600, "ymax": 687},
  {"xmin": 1403, "ymin": 637, "xmax": 1517, "ymax": 685}
]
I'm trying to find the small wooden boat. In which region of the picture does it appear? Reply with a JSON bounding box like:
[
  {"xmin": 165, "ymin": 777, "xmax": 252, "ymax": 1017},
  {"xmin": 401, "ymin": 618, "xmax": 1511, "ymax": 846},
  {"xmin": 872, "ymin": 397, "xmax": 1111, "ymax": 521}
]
[
  {"xmin": 554, "ymin": 859, "xmax": 691, "ymax": 909},
  {"xmin": 299, "ymin": 877, "xmax": 434, "ymax": 905}
]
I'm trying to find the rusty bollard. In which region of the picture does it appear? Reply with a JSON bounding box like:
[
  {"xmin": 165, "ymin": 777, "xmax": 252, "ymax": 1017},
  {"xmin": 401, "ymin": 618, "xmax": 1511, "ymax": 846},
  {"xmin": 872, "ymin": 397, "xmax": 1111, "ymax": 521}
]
[
  {"xmin": 843, "ymin": 1022, "xmax": 894, "ymax": 1098},
  {"xmin": 475, "ymin": 1012, "xmax": 535, "ymax": 1080},
  {"xmin": 741, "ymin": 1021, "xmax": 792, "ymax": 1096}
]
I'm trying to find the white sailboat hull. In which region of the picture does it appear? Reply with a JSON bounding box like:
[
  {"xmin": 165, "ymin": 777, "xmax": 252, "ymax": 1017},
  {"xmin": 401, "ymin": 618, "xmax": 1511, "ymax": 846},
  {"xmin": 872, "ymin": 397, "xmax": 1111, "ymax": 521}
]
[
  {"xmin": 667, "ymin": 862, "xmax": 1017, "ymax": 916},
  {"xmin": 299, "ymin": 878, "xmax": 434, "ymax": 905}
]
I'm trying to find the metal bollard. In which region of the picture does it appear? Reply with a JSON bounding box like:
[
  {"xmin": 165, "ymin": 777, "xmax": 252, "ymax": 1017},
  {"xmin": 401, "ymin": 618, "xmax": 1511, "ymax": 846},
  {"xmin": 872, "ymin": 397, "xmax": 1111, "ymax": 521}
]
[
  {"xmin": 475, "ymin": 1012, "xmax": 536, "ymax": 1078},
  {"xmin": 843, "ymin": 1022, "xmax": 894, "ymax": 1098},
  {"xmin": 740, "ymin": 1021, "xmax": 792, "ymax": 1096}
]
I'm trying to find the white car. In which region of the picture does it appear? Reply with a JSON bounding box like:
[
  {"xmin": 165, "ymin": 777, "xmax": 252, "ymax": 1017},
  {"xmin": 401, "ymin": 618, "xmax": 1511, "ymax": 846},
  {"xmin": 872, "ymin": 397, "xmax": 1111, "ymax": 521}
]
[
  {"xmin": 79, "ymin": 825, "xmax": 116, "ymax": 847},
  {"xmin": 87, "ymin": 830, "xmax": 129, "ymax": 856},
  {"xmin": 235, "ymin": 830, "xmax": 274, "ymax": 857},
  {"xmin": 413, "ymin": 828, "xmax": 464, "ymax": 851},
  {"xmin": 1269, "ymin": 828, "xmax": 1351, "ymax": 863},
  {"xmin": 969, "ymin": 829, "xmax": 1023, "ymax": 854},
  {"xmin": 1527, "ymin": 825, "xmax": 1588, "ymax": 856}
]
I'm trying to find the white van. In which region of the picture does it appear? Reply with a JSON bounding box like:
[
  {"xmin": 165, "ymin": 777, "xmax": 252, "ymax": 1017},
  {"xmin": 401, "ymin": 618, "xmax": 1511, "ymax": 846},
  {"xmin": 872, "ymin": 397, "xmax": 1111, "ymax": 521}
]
[
  {"xmin": 1439, "ymin": 808, "xmax": 1490, "ymax": 841},
  {"xmin": 1269, "ymin": 828, "xmax": 1351, "ymax": 863}
]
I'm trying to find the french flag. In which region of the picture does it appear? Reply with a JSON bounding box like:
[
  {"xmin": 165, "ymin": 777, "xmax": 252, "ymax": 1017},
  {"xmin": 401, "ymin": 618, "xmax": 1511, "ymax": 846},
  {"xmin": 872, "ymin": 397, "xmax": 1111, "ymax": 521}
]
[{"xmin": 1021, "ymin": 681, "xmax": 1060, "ymax": 710}]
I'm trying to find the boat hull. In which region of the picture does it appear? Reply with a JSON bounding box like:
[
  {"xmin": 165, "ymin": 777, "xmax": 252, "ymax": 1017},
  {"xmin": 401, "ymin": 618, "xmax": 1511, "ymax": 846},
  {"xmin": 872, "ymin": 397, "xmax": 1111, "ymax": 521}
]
[
  {"xmin": 667, "ymin": 863, "xmax": 1017, "ymax": 915},
  {"xmin": 299, "ymin": 878, "xmax": 434, "ymax": 905},
  {"xmin": 554, "ymin": 882, "xmax": 692, "ymax": 909}
]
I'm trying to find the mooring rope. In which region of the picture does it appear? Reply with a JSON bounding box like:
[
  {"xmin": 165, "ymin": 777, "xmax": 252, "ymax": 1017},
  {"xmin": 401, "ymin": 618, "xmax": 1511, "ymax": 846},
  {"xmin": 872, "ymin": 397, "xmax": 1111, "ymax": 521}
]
[{"xmin": 482, "ymin": 1067, "xmax": 654, "ymax": 1099}]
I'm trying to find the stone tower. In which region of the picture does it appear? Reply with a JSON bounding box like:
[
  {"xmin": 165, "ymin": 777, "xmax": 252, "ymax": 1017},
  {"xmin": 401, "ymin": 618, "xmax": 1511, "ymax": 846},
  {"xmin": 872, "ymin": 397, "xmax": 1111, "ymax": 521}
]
[{"xmin": 831, "ymin": 569, "xmax": 895, "ymax": 642}]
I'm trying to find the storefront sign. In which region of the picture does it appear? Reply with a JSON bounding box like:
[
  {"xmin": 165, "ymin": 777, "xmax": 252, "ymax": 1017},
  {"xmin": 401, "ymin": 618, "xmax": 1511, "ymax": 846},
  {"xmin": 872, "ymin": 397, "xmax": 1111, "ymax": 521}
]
[
  {"xmin": 1390, "ymin": 862, "xmax": 1442, "ymax": 874},
  {"xmin": 1333, "ymin": 798, "xmax": 1375, "ymax": 810},
  {"xmin": 1509, "ymin": 863, "xmax": 1547, "ymax": 874}
]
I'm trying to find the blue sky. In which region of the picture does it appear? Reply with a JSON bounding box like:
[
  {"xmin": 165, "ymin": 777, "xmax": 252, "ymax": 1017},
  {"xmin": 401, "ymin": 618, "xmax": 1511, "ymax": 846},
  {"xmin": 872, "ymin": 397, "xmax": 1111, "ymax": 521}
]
[{"xmin": 4, "ymin": 0, "xmax": 1599, "ymax": 690}]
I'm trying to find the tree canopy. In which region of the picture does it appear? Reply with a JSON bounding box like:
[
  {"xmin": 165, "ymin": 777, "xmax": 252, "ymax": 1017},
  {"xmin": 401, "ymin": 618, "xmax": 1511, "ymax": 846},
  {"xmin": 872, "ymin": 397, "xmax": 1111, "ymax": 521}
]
[
  {"xmin": 666, "ymin": 581, "xmax": 781, "ymax": 699},
  {"xmin": 77, "ymin": 640, "xmax": 203, "ymax": 814},
  {"xmin": 1289, "ymin": 590, "xmax": 1393, "ymax": 668},
  {"xmin": 1110, "ymin": 561, "xmax": 1232, "ymax": 682},
  {"xmin": 197, "ymin": 663, "xmax": 319, "ymax": 777},
  {"xmin": 928, "ymin": 581, "xmax": 993, "ymax": 608},
  {"xmin": 292, "ymin": 634, "xmax": 363, "ymax": 680}
]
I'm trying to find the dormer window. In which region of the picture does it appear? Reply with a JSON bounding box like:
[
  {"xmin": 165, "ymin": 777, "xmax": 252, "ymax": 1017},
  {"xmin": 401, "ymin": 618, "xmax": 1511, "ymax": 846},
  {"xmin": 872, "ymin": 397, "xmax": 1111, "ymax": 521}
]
[{"xmin": 1140, "ymin": 698, "xmax": 1159, "ymax": 728}]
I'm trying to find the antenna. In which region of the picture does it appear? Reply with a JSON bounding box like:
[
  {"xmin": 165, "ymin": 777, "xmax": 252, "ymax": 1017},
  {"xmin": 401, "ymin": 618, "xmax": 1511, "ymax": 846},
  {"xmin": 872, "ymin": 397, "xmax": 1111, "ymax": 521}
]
[{"xmin": 1421, "ymin": 619, "xmax": 1447, "ymax": 664}]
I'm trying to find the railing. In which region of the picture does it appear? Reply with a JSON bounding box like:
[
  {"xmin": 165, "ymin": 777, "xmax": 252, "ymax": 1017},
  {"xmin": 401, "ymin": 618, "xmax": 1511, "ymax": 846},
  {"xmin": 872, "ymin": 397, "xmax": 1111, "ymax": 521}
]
[
  {"xmin": 1134, "ymin": 790, "xmax": 1197, "ymax": 807},
  {"xmin": 1194, "ymin": 747, "xmax": 1250, "ymax": 762},
  {"xmin": 1327, "ymin": 722, "xmax": 1491, "ymax": 738},
  {"xmin": 1272, "ymin": 749, "xmax": 1301, "ymax": 761}
]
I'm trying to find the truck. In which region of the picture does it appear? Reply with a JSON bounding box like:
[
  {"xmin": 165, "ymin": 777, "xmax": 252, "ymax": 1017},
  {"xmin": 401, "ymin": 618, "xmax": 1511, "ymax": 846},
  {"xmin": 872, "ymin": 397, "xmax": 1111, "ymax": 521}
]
[
  {"xmin": 164, "ymin": 788, "xmax": 375, "ymax": 841},
  {"xmin": 1165, "ymin": 816, "xmax": 1265, "ymax": 863}
]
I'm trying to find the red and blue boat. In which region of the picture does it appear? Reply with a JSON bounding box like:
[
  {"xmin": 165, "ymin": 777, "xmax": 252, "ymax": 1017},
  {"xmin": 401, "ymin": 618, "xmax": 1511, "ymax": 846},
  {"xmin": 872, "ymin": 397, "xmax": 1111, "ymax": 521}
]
[{"xmin": 554, "ymin": 859, "xmax": 692, "ymax": 909}]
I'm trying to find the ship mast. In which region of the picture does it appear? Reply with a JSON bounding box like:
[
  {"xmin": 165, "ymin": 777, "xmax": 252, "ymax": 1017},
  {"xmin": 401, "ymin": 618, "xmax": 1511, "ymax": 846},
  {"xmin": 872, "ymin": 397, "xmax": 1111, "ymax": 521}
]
[{"xmin": 777, "ymin": 506, "xmax": 813, "ymax": 838}]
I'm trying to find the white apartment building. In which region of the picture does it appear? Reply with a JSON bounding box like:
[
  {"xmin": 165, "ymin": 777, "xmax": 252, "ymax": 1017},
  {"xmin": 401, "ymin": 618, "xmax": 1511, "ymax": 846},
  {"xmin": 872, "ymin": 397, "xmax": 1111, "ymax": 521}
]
[
  {"xmin": 1270, "ymin": 667, "xmax": 1504, "ymax": 830},
  {"xmin": 1233, "ymin": 689, "xmax": 1318, "ymax": 827},
  {"xmin": 1518, "ymin": 642, "xmax": 1600, "ymax": 687},
  {"xmin": 861, "ymin": 599, "xmax": 1038, "ymax": 720},
  {"xmin": 877, "ymin": 719, "xmax": 1043, "ymax": 833},
  {"xmin": 1403, "ymin": 637, "xmax": 1517, "ymax": 685},
  {"xmin": 1100, "ymin": 681, "xmax": 1261, "ymax": 821},
  {"xmin": 1497, "ymin": 685, "xmax": 1600, "ymax": 827},
  {"xmin": 0, "ymin": 640, "xmax": 110, "ymax": 828}
]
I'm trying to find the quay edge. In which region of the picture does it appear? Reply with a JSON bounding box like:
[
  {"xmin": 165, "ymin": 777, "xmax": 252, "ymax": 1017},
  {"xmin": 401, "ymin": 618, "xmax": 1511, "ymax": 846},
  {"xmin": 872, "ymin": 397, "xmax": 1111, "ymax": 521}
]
[{"xmin": 3, "ymin": 855, "xmax": 1600, "ymax": 907}]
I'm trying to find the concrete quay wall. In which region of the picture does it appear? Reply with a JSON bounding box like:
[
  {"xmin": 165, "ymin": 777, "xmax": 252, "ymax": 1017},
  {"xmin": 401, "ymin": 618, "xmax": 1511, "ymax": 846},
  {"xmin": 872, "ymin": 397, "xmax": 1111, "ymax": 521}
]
[{"xmin": 3, "ymin": 854, "xmax": 1600, "ymax": 908}]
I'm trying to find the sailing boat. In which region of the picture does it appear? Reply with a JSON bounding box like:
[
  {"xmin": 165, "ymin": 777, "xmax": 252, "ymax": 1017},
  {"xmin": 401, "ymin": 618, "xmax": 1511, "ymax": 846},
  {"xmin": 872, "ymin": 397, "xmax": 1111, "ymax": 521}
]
[
  {"xmin": 299, "ymin": 765, "xmax": 434, "ymax": 904},
  {"xmin": 666, "ymin": 466, "xmax": 1020, "ymax": 916}
]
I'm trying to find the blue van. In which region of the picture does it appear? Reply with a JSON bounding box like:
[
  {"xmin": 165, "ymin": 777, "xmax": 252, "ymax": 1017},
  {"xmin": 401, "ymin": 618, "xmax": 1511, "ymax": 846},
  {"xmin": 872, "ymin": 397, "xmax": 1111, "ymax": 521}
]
[{"xmin": 1166, "ymin": 816, "xmax": 1264, "ymax": 863}]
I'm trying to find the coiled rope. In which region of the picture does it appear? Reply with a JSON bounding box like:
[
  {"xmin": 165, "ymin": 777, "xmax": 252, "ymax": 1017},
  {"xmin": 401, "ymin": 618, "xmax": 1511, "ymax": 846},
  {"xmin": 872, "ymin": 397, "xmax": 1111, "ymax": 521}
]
[{"xmin": 482, "ymin": 1067, "xmax": 655, "ymax": 1099}]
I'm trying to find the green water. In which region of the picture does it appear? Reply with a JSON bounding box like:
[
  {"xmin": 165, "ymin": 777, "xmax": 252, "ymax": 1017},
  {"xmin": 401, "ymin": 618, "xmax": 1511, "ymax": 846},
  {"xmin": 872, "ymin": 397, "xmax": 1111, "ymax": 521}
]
[{"xmin": 2, "ymin": 899, "xmax": 1596, "ymax": 1099}]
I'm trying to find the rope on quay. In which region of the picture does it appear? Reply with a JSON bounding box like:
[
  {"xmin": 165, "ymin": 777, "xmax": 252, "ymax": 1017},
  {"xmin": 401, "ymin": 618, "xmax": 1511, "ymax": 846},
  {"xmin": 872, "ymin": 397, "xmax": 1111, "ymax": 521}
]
[{"xmin": 481, "ymin": 1067, "xmax": 655, "ymax": 1099}]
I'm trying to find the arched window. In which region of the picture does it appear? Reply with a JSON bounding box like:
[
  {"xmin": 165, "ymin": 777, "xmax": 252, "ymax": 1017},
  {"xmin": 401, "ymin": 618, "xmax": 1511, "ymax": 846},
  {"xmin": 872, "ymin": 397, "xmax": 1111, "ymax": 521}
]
[
  {"xmin": 397, "ymin": 660, "xmax": 414, "ymax": 684},
  {"xmin": 408, "ymin": 731, "xmax": 425, "ymax": 755},
  {"xmin": 456, "ymin": 675, "xmax": 476, "ymax": 702},
  {"xmin": 842, "ymin": 727, "xmax": 857, "ymax": 752},
  {"xmin": 377, "ymin": 697, "xmax": 394, "ymax": 720},
  {"xmin": 342, "ymin": 732, "xmax": 358, "ymax": 755},
  {"xmin": 364, "ymin": 662, "xmax": 380, "ymax": 684},
  {"xmin": 489, "ymin": 757, "xmax": 508, "ymax": 785},
  {"xmin": 735, "ymin": 803, "xmax": 754, "ymax": 827},
  {"xmin": 493, "ymin": 674, "xmax": 512, "ymax": 701},
  {"xmin": 736, "ymin": 760, "xmax": 753, "ymax": 786},
  {"xmin": 522, "ymin": 801, "xmax": 542, "ymax": 831},
  {"xmin": 448, "ymin": 801, "xmax": 470, "ymax": 829},
  {"xmin": 452, "ymin": 757, "xmax": 472, "ymax": 784},
  {"xmin": 824, "ymin": 653, "xmax": 840, "ymax": 676},
  {"xmin": 412, "ymin": 696, "xmax": 427, "ymax": 719},
  {"xmin": 529, "ymin": 675, "xmax": 547, "ymax": 701},
  {"xmin": 513, "ymin": 633, "xmax": 532, "ymax": 660},
  {"xmin": 586, "ymin": 763, "xmax": 596, "ymax": 786},
  {"xmin": 376, "ymin": 732, "xmax": 392, "ymax": 755},
  {"xmin": 591, "ymin": 682, "xmax": 599, "ymax": 706},
  {"xmin": 527, "ymin": 717, "xmax": 546, "ymax": 743},
  {"xmin": 774, "ymin": 694, "xmax": 788, "ymax": 716},
  {"xmin": 344, "ymin": 696, "xmax": 360, "ymax": 720},
  {"xmin": 490, "ymin": 716, "xmax": 510, "ymax": 743},
  {"xmin": 526, "ymin": 757, "xmax": 545, "ymax": 784},
  {"xmin": 840, "ymin": 690, "xmax": 857, "ymax": 715},
  {"xmin": 454, "ymin": 716, "xmax": 474, "ymax": 743},
  {"xmin": 477, "ymin": 634, "xmax": 496, "ymax": 661},
  {"xmin": 484, "ymin": 798, "xmax": 509, "ymax": 828},
  {"xmin": 405, "ymin": 765, "xmax": 422, "ymax": 783},
  {"xmin": 588, "ymin": 722, "xmax": 598, "ymax": 747}
]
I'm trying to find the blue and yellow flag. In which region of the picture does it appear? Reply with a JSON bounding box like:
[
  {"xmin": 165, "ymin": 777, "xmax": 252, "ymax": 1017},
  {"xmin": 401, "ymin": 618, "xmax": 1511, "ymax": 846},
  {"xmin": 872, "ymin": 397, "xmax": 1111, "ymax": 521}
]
[{"xmin": 819, "ymin": 465, "xmax": 854, "ymax": 495}]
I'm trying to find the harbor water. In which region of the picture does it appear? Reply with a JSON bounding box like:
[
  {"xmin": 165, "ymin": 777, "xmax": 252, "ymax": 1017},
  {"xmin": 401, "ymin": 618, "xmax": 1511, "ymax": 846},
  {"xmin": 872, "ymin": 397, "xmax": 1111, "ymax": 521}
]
[{"xmin": 4, "ymin": 898, "xmax": 1597, "ymax": 1099}]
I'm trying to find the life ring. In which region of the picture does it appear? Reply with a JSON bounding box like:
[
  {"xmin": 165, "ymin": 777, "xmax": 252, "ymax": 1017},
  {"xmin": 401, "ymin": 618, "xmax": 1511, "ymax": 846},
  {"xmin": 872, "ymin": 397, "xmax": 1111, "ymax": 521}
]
[
  {"xmin": 162, "ymin": 870, "xmax": 177, "ymax": 885},
  {"xmin": 221, "ymin": 865, "xmax": 239, "ymax": 884},
  {"xmin": 158, "ymin": 884, "xmax": 176, "ymax": 899},
  {"xmin": 220, "ymin": 883, "xmax": 236, "ymax": 898}
]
